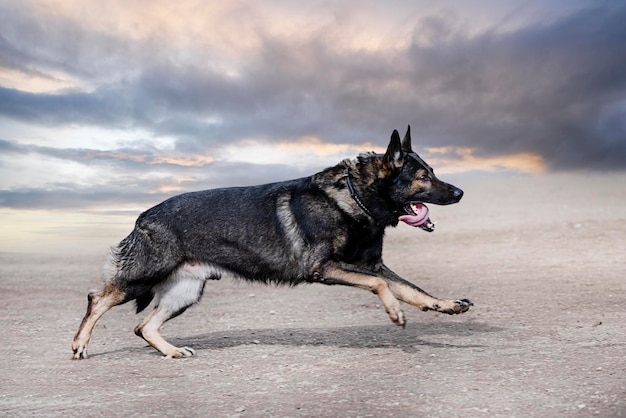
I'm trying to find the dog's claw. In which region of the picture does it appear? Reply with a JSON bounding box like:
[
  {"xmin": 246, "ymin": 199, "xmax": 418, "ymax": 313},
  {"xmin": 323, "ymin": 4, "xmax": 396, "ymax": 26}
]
[
  {"xmin": 71, "ymin": 349, "xmax": 87, "ymax": 360},
  {"xmin": 71, "ymin": 343, "xmax": 88, "ymax": 360},
  {"xmin": 452, "ymin": 299, "xmax": 473, "ymax": 314},
  {"xmin": 164, "ymin": 346, "xmax": 196, "ymax": 359}
]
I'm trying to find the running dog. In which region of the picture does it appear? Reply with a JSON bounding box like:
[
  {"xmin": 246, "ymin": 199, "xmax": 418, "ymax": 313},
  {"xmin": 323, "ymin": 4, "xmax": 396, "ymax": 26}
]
[{"xmin": 72, "ymin": 126, "xmax": 472, "ymax": 359}]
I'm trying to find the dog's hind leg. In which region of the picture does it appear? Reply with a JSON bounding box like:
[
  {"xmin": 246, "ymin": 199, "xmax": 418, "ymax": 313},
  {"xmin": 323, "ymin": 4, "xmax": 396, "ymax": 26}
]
[
  {"xmin": 72, "ymin": 281, "xmax": 126, "ymax": 359},
  {"xmin": 133, "ymin": 263, "xmax": 208, "ymax": 358},
  {"xmin": 380, "ymin": 264, "xmax": 472, "ymax": 315}
]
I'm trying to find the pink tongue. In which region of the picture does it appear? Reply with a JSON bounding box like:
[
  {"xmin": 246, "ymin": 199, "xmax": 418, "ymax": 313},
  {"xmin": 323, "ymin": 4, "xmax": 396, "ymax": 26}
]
[{"xmin": 398, "ymin": 203, "xmax": 430, "ymax": 227}]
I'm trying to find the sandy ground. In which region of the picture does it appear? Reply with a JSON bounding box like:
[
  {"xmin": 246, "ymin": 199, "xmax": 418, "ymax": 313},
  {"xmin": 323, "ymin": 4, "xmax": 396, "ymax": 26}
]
[{"xmin": 0, "ymin": 173, "xmax": 625, "ymax": 417}]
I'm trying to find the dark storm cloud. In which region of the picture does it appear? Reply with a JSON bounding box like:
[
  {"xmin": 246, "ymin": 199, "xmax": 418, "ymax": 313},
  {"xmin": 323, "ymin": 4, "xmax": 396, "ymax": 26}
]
[
  {"xmin": 0, "ymin": 86, "xmax": 135, "ymax": 127},
  {"xmin": 0, "ymin": 2, "xmax": 625, "ymax": 171},
  {"xmin": 0, "ymin": 138, "xmax": 162, "ymax": 168},
  {"xmin": 0, "ymin": 2, "xmax": 145, "ymax": 81},
  {"xmin": 400, "ymin": 6, "xmax": 626, "ymax": 169}
]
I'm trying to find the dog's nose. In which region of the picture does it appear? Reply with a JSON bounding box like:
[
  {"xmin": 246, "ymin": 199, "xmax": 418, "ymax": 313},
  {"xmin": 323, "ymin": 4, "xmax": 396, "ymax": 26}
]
[{"xmin": 453, "ymin": 188, "xmax": 464, "ymax": 199}]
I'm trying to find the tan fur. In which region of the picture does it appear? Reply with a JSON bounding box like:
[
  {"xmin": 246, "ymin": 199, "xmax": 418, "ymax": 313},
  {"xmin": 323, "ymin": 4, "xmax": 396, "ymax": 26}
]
[
  {"xmin": 316, "ymin": 262, "xmax": 405, "ymax": 326},
  {"xmin": 71, "ymin": 282, "xmax": 125, "ymax": 359}
]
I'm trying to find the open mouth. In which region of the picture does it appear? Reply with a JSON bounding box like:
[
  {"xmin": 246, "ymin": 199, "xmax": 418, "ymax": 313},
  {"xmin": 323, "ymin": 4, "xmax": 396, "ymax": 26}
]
[{"xmin": 399, "ymin": 202, "xmax": 436, "ymax": 232}]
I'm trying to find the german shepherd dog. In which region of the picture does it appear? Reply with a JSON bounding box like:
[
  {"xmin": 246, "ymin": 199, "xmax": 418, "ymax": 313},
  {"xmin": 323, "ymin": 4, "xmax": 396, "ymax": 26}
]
[{"xmin": 72, "ymin": 127, "xmax": 472, "ymax": 359}]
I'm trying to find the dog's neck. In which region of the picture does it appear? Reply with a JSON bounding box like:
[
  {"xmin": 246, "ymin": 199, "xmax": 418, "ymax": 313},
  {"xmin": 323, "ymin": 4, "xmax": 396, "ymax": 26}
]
[{"xmin": 343, "ymin": 167, "xmax": 376, "ymax": 219}]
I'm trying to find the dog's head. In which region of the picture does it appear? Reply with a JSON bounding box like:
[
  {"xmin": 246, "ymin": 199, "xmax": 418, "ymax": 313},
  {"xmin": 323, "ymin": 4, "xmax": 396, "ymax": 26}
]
[{"xmin": 382, "ymin": 126, "xmax": 463, "ymax": 231}]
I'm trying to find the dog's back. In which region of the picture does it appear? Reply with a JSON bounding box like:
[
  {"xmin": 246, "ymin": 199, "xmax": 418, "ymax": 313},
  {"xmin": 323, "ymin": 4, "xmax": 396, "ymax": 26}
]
[{"xmin": 117, "ymin": 173, "xmax": 345, "ymax": 287}]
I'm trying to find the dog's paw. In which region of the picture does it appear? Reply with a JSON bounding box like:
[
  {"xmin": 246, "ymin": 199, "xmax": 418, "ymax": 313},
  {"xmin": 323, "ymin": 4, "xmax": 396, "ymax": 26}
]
[
  {"xmin": 434, "ymin": 299, "xmax": 473, "ymax": 315},
  {"xmin": 71, "ymin": 349, "xmax": 88, "ymax": 360},
  {"xmin": 163, "ymin": 346, "xmax": 196, "ymax": 359},
  {"xmin": 390, "ymin": 308, "xmax": 407, "ymax": 328},
  {"xmin": 71, "ymin": 343, "xmax": 88, "ymax": 360},
  {"xmin": 451, "ymin": 299, "xmax": 473, "ymax": 314}
]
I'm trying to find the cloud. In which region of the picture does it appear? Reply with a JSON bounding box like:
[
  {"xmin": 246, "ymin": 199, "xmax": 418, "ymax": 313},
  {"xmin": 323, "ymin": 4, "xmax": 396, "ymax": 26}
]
[
  {"xmin": 400, "ymin": 5, "xmax": 626, "ymax": 170},
  {"xmin": 0, "ymin": 1, "xmax": 625, "ymax": 216},
  {"xmin": 3, "ymin": 2, "xmax": 625, "ymax": 169},
  {"xmin": 0, "ymin": 137, "xmax": 318, "ymax": 209},
  {"xmin": 0, "ymin": 134, "xmax": 543, "ymax": 212},
  {"xmin": 0, "ymin": 158, "xmax": 310, "ymax": 210}
]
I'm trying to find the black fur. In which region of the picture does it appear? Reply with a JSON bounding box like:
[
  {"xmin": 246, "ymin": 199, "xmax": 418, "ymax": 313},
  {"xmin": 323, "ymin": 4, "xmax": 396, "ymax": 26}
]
[{"xmin": 72, "ymin": 126, "xmax": 471, "ymax": 359}]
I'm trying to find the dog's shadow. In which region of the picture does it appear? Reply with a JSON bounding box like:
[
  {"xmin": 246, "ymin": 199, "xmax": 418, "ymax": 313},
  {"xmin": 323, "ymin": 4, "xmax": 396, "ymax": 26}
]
[{"xmin": 167, "ymin": 321, "xmax": 501, "ymax": 354}]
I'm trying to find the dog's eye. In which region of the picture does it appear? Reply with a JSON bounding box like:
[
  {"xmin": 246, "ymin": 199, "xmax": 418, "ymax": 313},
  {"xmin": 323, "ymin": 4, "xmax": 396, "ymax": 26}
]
[{"xmin": 418, "ymin": 175, "xmax": 430, "ymax": 182}]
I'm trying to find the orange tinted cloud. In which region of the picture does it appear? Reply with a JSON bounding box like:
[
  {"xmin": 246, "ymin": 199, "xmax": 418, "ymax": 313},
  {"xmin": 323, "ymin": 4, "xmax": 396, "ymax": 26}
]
[
  {"xmin": 80, "ymin": 150, "xmax": 214, "ymax": 167},
  {"xmin": 425, "ymin": 146, "xmax": 546, "ymax": 174}
]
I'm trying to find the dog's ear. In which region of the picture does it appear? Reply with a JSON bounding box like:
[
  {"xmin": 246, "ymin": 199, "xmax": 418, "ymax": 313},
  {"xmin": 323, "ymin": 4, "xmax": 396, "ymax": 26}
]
[
  {"xmin": 384, "ymin": 129, "xmax": 404, "ymax": 170},
  {"xmin": 401, "ymin": 125, "xmax": 412, "ymax": 152}
]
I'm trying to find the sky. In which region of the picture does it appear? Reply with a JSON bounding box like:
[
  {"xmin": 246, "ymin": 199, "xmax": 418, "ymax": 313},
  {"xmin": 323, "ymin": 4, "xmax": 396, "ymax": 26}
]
[{"xmin": 1, "ymin": 0, "xmax": 625, "ymax": 252}]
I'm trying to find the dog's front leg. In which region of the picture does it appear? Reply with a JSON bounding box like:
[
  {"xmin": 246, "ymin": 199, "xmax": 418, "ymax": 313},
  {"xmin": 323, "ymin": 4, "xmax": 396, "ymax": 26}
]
[
  {"xmin": 380, "ymin": 264, "xmax": 472, "ymax": 315},
  {"xmin": 312, "ymin": 261, "xmax": 406, "ymax": 327}
]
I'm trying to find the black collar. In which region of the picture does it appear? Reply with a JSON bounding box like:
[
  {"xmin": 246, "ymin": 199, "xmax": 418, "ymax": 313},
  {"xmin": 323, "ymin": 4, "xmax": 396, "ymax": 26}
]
[{"xmin": 343, "ymin": 167, "xmax": 375, "ymax": 219}]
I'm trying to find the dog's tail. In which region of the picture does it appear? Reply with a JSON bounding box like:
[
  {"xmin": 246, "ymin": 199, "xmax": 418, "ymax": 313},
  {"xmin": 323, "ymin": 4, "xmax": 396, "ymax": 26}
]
[{"xmin": 103, "ymin": 227, "xmax": 180, "ymax": 313}]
